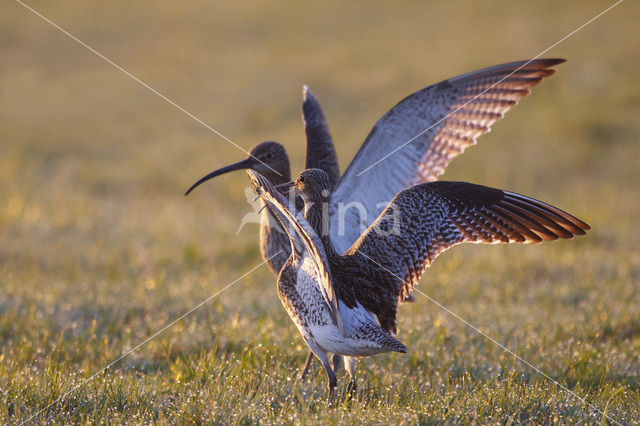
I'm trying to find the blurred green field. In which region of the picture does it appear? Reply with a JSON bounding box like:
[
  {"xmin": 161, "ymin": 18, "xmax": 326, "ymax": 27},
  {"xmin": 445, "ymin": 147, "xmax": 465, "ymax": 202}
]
[{"xmin": 1, "ymin": 0, "xmax": 639, "ymax": 423}]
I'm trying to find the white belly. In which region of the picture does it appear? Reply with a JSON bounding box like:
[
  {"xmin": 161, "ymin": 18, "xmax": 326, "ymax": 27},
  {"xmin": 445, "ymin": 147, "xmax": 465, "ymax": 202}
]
[{"xmin": 287, "ymin": 262, "xmax": 393, "ymax": 356}]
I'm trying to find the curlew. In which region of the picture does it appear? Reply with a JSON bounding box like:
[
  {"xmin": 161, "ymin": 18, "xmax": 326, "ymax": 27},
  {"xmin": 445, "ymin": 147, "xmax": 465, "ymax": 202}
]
[
  {"xmin": 247, "ymin": 168, "xmax": 589, "ymax": 398},
  {"xmin": 186, "ymin": 58, "xmax": 565, "ymax": 378}
]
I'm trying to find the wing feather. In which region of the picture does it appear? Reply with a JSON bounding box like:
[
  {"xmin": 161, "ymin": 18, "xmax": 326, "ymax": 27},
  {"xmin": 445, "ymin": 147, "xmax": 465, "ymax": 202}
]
[
  {"xmin": 246, "ymin": 170, "xmax": 342, "ymax": 332},
  {"xmin": 303, "ymin": 86, "xmax": 340, "ymax": 190},
  {"xmin": 330, "ymin": 59, "xmax": 565, "ymax": 254},
  {"xmin": 348, "ymin": 181, "xmax": 589, "ymax": 303}
]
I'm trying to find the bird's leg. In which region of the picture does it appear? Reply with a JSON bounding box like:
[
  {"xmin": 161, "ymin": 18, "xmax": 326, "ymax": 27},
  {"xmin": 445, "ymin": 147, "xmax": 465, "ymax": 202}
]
[
  {"xmin": 331, "ymin": 354, "xmax": 342, "ymax": 374},
  {"xmin": 300, "ymin": 352, "xmax": 340, "ymax": 382},
  {"xmin": 345, "ymin": 356, "xmax": 357, "ymax": 396},
  {"xmin": 316, "ymin": 351, "xmax": 337, "ymax": 403},
  {"xmin": 299, "ymin": 351, "xmax": 314, "ymax": 381}
]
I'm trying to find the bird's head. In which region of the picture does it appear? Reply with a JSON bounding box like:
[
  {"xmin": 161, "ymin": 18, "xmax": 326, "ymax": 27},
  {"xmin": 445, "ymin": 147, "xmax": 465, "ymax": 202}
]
[
  {"xmin": 291, "ymin": 168, "xmax": 332, "ymax": 204},
  {"xmin": 185, "ymin": 141, "xmax": 290, "ymax": 196},
  {"xmin": 248, "ymin": 142, "xmax": 290, "ymax": 179}
]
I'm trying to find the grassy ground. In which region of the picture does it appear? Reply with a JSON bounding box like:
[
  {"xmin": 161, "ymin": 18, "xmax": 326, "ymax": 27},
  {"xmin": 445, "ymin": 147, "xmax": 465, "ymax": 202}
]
[{"xmin": 1, "ymin": 0, "xmax": 639, "ymax": 423}]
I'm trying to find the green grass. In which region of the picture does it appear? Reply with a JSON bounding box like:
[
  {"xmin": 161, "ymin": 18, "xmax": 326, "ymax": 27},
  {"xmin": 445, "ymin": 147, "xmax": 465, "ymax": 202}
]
[{"xmin": 1, "ymin": 0, "xmax": 640, "ymax": 423}]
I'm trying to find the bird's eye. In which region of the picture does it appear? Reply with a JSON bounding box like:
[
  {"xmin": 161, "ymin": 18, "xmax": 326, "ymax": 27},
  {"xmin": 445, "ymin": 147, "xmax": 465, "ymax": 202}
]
[
  {"xmin": 265, "ymin": 153, "xmax": 273, "ymax": 160},
  {"xmin": 299, "ymin": 176, "xmax": 305, "ymax": 183}
]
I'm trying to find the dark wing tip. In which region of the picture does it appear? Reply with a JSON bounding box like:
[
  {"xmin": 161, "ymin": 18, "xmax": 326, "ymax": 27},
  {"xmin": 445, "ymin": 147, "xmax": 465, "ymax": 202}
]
[
  {"xmin": 500, "ymin": 192, "xmax": 590, "ymax": 241},
  {"xmin": 535, "ymin": 58, "xmax": 567, "ymax": 67},
  {"xmin": 436, "ymin": 182, "xmax": 589, "ymax": 246},
  {"xmin": 466, "ymin": 58, "xmax": 566, "ymax": 83},
  {"xmin": 302, "ymin": 85, "xmax": 323, "ymax": 119},
  {"xmin": 516, "ymin": 58, "xmax": 566, "ymax": 69},
  {"xmin": 547, "ymin": 58, "xmax": 567, "ymax": 66},
  {"xmin": 302, "ymin": 84, "xmax": 315, "ymax": 102},
  {"xmin": 506, "ymin": 58, "xmax": 565, "ymax": 81}
]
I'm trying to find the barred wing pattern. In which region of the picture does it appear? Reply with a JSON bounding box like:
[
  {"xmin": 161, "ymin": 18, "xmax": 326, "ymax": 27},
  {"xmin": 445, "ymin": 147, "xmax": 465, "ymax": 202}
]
[
  {"xmin": 246, "ymin": 170, "xmax": 342, "ymax": 331},
  {"xmin": 349, "ymin": 181, "xmax": 590, "ymax": 301},
  {"xmin": 330, "ymin": 59, "xmax": 566, "ymax": 254}
]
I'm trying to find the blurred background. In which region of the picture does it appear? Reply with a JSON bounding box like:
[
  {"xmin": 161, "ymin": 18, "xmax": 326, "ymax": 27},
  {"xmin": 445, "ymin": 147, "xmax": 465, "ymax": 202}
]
[{"xmin": 1, "ymin": 0, "xmax": 639, "ymax": 422}]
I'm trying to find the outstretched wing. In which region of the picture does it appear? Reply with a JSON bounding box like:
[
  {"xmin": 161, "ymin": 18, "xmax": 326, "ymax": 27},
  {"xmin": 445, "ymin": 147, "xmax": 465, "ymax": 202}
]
[
  {"xmin": 348, "ymin": 181, "xmax": 590, "ymax": 301},
  {"xmin": 303, "ymin": 86, "xmax": 340, "ymax": 190},
  {"xmin": 246, "ymin": 170, "xmax": 342, "ymax": 332},
  {"xmin": 330, "ymin": 59, "xmax": 566, "ymax": 254}
]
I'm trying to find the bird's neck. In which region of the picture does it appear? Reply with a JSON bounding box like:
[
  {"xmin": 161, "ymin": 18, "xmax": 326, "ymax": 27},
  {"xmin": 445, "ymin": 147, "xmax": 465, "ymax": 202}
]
[{"xmin": 303, "ymin": 193, "xmax": 339, "ymax": 259}]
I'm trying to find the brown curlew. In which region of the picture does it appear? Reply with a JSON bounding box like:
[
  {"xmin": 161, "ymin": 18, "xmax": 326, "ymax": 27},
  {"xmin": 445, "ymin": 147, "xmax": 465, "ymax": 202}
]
[{"xmin": 248, "ymin": 168, "xmax": 588, "ymax": 398}]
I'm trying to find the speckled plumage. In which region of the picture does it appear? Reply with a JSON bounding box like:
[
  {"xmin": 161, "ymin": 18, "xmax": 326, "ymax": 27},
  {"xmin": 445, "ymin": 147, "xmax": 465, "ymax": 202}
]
[
  {"xmin": 329, "ymin": 58, "xmax": 566, "ymax": 254},
  {"xmin": 247, "ymin": 168, "xmax": 589, "ymax": 395},
  {"xmin": 247, "ymin": 170, "xmax": 407, "ymax": 396}
]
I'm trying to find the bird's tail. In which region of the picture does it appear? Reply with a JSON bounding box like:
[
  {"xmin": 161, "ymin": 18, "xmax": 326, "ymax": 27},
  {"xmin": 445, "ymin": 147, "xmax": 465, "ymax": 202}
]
[
  {"xmin": 374, "ymin": 327, "xmax": 407, "ymax": 353},
  {"xmin": 383, "ymin": 334, "xmax": 407, "ymax": 353}
]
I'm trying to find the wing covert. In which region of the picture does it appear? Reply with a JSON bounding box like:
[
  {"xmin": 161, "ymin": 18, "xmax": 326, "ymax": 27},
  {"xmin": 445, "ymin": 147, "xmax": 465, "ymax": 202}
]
[{"xmin": 348, "ymin": 181, "xmax": 589, "ymax": 301}]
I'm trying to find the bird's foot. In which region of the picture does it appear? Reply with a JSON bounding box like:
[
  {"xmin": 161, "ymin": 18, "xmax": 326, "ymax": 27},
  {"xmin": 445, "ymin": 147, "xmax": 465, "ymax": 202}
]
[
  {"xmin": 327, "ymin": 385, "xmax": 337, "ymax": 406},
  {"xmin": 299, "ymin": 368, "xmax": 310, "ymax": 381},
  {"xmin": 346, "ymin": 379, "xmax": 357, "ymax": 395},
  {"xmin": 327, "ymin": 374, "xmax": 338, "ymax": 406},
  {"xmin": 299, "ymin": 369, "xmax": 308, "ymax": 382}
]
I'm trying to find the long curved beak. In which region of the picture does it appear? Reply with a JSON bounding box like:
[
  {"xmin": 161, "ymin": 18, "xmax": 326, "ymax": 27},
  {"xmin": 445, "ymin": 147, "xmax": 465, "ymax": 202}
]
[{"xmin": 185, "ymin": 157, "xmax": 256, "ymax": 196}]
